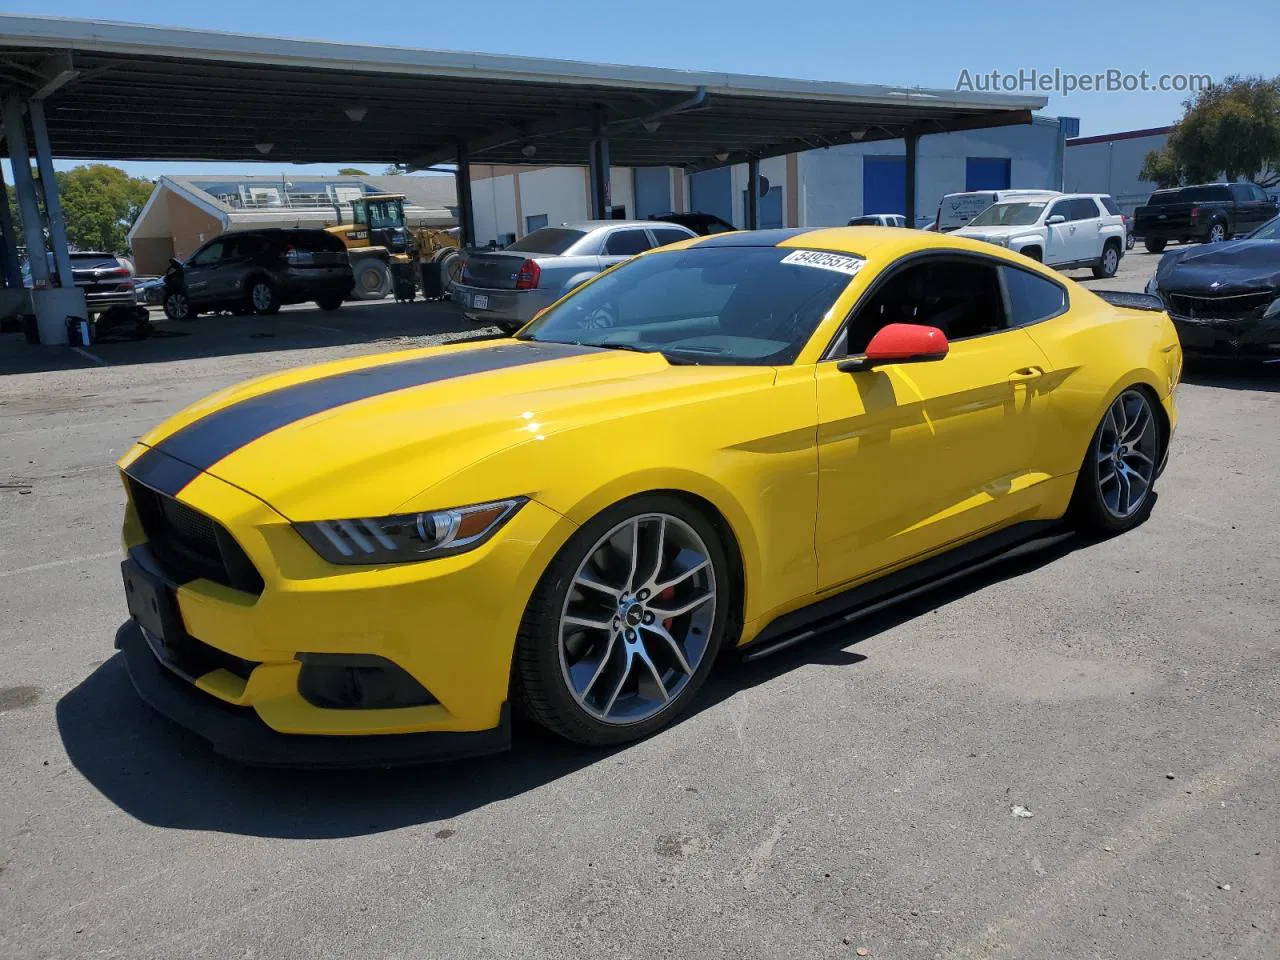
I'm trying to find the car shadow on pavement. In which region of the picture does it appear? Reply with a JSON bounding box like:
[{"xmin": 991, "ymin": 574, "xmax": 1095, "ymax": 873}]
[
  {"xmin": 1181, "ymin": 358, "xmax": 1280, "ymax": 393},
  {"xmin": 57, "ymin": 531, "xmax": 1085, "ymax": 841}
]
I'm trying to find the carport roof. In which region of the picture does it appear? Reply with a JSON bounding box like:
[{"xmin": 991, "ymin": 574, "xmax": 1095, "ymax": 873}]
[{"xmin": 0, "ymin": 16, "xmax": 1047, "ymax": 170}]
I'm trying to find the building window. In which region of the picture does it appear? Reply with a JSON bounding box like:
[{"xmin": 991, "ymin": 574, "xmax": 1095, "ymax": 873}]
[{"xmin": 525, "ymin": 213, "xmax": 549, "ymax": 233}]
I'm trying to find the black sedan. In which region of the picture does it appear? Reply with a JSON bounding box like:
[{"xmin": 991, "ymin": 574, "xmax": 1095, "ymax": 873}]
[{"xmin": 1147, "ymin": 216, "xmax": 1280, "ymax": 360}]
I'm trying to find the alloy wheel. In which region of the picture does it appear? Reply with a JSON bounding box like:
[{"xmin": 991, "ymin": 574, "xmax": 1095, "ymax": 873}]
[
  {"xmin": 558, "ymin": 513, "xmax": 716, "ymax": 725},
  {"xmin": 251, "ymin": 282, "xmax": 273, "ymax": 312},
  {"xmin": 1096, "ymin": 390, "xmax": 1159, "ymax": 519},
  {"xmin": 1209, "ymin": 223, "xmax": 1226, "ymax": 243},
  {"xmin": 1102, "ymin": 247, "xmax": 1119, "ymax": 275},
  {"xmin": 165, "ymin": 292, "xmax": 189, "ymax": 321}
]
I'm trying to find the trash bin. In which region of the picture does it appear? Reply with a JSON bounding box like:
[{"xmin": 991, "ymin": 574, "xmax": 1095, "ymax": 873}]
[
  {"xmin": 391, "ymin": 261, "xmax": 417, "ymax": 302},
  {"xmin": 419, "ymin": 259, "xmax": 443, "ymax": 299}
]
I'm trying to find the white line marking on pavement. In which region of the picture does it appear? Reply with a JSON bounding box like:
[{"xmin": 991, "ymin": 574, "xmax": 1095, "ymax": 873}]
[
  {"xmin": 0, "ymin": 550, "xmax": 118, "ymax": 579},
  {"xmin": 72, "ymin": 346, "xmax": 108, "ymax": 365}
]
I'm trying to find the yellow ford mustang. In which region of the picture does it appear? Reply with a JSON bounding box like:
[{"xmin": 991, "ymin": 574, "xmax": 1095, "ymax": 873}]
[{"xmin": 115, "ymin": 227, "xmax": 1181, "ymax": 765}]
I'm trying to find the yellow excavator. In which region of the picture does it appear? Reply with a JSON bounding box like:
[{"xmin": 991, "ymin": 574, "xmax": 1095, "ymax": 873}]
[{"xmin": 325, "ymin": 194, "xmax": 461, "ymax": 301}]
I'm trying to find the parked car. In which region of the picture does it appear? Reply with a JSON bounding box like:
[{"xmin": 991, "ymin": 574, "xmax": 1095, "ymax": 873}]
[
  {"xmin": 23, "ymin": 251, "xmax": 136, "ymax": 316},
  {"xmin": 114, "ymin": 227, "xmax": 1179, "ymax": 764},
  {"xmin": 453, "ymin": 220, "xmax": 697, "ymax": 331},
  {"xmin": 848, "ymin": 214, "xmax": 908, "ymax": 227},
  {"xmin": 161, "ymin": 229, "xmax": 355, "ymax": 321},
  {"xmin": 646, "ymin": 212, "xmax": 736, "ymax": 236},
  {"xmin": 135, "ymin": 276, "xmax": 165, "ymax": 306},
  {"xmin": 952, "ymin": 193, "xmax": 1127, "ymax": 277},
  {"xmin": 1132, "ymin": 183, "xmax": 1277, "ymax": 253},
  {"xmin": 1145, "ymin": 214, "xmax": 1280, "ymax": 359},
  {"xmin": 933, "ymin": 189, "xmax": 1061, "ymax": 233}
]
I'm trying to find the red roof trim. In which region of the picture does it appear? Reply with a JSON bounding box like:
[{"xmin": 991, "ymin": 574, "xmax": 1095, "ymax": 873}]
[{"xmin": 1066, "ymin": 126, "xmax": 1174, "ymax": 147}]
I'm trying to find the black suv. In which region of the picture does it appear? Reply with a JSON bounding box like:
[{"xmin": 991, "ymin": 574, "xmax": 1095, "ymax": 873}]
[{"xmin": 161, "ymin": 229, "xmax": 354, "ymax": 321}]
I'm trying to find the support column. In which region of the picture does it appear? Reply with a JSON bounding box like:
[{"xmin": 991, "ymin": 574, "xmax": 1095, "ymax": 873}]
[
  {"xmin": 904, "ymin": 131, "xmax": 919, "ymax": 227},
  {"xmin": 29, "ymin": 100, "xmax": 74, "ymax": 290},
  {"xmin": 746, "ymin": 157, "xmax": 760, "ymax": 230},
  {"xmin": 0, "ymin": 164, "xmax": 22, "ymax": 289},
  {"xmin": 2, "ymin": 96, "xmax": 50, "ymax": 289},
  {"xmin": 590, "ymin": 114, "xmax": 610, "ymax": 219},
  {"xmin": 454, "ymin": 142, "xmax": 474, "ymax": 249}
]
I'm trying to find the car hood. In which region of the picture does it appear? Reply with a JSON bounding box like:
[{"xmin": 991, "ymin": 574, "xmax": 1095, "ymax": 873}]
[
  {"xmin": 951, "ymin": 225, "xmax": 1027, "ymax": 240},
  {"xmin": 1155, "ymin": 239, "xmax": 1280, "ymax": 295},
  {"xmin": 123, "ymin": 338, "xmax": 772, "ymax": 520}
]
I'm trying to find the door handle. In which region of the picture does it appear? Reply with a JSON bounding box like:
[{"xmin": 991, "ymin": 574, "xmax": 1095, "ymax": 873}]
[{"xmin": 1008, "ymin": 366, "xmax": 1044, "ymax": 383}]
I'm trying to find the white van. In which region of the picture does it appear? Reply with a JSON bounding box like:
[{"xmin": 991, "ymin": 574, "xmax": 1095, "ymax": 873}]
[{"xmin": 934, "ymin": 189, "xmax": 1061, "ymax": 233}]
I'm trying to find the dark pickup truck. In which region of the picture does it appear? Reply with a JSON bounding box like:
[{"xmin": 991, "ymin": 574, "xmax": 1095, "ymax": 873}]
[{"xmin": 1133, "ymin": 182, "xmax": 1276, "ymax": 253}]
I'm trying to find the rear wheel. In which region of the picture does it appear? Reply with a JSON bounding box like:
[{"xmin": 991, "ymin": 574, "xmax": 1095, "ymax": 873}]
[
  {"xmin": 1208, "ymin": 221, "xmax": 1228, "ymax": 243},
  {"xmin": 316, "ymin": 295, "xmax": 344, "ymax": 311},
  {"xmin": 352, "ymin": 259, "xmax": 392, "ymax": 300},
  {"xmin": 1144, "ymin": 238, "xmax": 1167, "ymax": 254},
  {"xmin": 1070, "ymin": 388, "xmax": 1162, "ymax": 535},
  {"xmin": 248, "ymin": 278, "xmax": 280, "ymax": 315},
  {"xmin": 432, "ymin": 247, "xmax": 462, "ymax": 297},
  {"xmin": 1126, "ymin": 232, "xmax": 1136, "ymax": 251},
  {"xmin": 163, "ymin": 291, "xmax": 195, "ymax": 322},
  {"xmin": 513, "ymin": 495, "xmax": 730, "ymax": 746},
  {"xmin": 1092, "ymin": 240, "xmax": 1121, "ymax": 278}
]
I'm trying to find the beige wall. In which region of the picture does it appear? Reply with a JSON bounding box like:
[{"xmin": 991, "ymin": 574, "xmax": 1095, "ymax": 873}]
[
  {"xmin": 167, "ymin": 193, "xmax": 224, "ymax": 261},
  {"xmin": 131, "ymin": 190, "xmax": 223, "ymax": 274}
]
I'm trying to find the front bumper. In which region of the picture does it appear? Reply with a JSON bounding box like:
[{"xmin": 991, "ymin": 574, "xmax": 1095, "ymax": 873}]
[
  {"xmin": 115, "ymin": 459, "xmax": 579, "ymax": 764},
  {"xmin": 1171, "ymin": 316, "xmax": 1280, "ymax": 359},
  {"xmin": 84, "ymin": 289, "xmax": 138, "ymax": 313},
  {"xmin": 116, "ymin": 621, "xmax": 510, "ymax": 767},
  {"xmin": 451, "ymin": 282, "xmax": 552, "ymax": 329}
]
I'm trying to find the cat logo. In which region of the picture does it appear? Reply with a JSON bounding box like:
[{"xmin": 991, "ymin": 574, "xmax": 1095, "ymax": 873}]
[{"xmin": 346, "ymin": 230, "xmax": 368, "ymax": 241}]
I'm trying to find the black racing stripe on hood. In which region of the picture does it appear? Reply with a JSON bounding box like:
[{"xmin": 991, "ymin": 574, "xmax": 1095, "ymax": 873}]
[
  {"xmin": 126, "ymin": 341, "xmax": 596, "ymax": 495},
  {"xmin": 694, "ymin": 228, "xmax": 811, "ymax": 248}
]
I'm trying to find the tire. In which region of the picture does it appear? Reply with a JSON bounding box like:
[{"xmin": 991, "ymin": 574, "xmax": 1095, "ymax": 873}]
[
  {"xmin": 1207, "ymin": 221, "xmax": 1228, "ymax": 243},
  {"xmin": 163, "ymin": 291, "xmax": 195, "ymax": 322},
  {"xmin": 248, "ymin": 278, "xmax": 280, "ymax": 315},
  {"xmin": 316, "ymin": 295, "xmax": 344, "ymax": 312},
  {"xmin": 1126, "ymin": 232, "xmax": 1136, "ymax": 251},
  {"xmin": 1069, "ymin": 387, "xmax": 1163, "ymax": 536},
  {"xmin": 1144, "ymin": 238, "xmax": 1167, "ymax": 254},
  {"xmin": 513, "ymin": 494, "xmax": 731, "ymax": 746},
  {"xmin": 352, "ymin": 259, "xmax": 392, "ymax": 300},
  {"xmin": 1092, "ymin": 241, "xmax": 1121, "ymax": 278},
  {"xmin": 432, "ymin": 247, "xmax": 462, "ymax": 297}
]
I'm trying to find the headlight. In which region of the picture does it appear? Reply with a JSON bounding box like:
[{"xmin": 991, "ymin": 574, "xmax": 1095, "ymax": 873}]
[
  {"xmin": 1263, "ymin": 296, "xmax": 1280, "ymax": 319},
  {"xmin": 295, "ymin": 497, "xmax": 526, "ymax": 565}
]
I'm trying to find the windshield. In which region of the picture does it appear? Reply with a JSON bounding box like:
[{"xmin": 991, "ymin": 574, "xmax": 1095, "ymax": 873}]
[
  {"xmin": 1248, "ymin": 216, "xmax": 1280, "ymax": 241},
  {"xmin": 366, "ymin": 200, "xmax": 404, "ymax": 229},
  {"xmin": 518, "ymin": 246, "xmax": 859, "ymax": 365},
  {"xmin": 506, "ymin": 227, "xmax": 585, "ymax": 255},
  {"xmin": 967, "ymin": 202, "xmax": 1046, "ymax": 227}
]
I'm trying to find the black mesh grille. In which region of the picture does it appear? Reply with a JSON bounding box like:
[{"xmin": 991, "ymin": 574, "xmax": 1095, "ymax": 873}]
[
  {"xmin": 1167, "ymin": 291, "xmax": 1272, "ymax": 321},
  {"xmin": 128, "ymin": 478, "xmax": 264, "ymax": 595}
]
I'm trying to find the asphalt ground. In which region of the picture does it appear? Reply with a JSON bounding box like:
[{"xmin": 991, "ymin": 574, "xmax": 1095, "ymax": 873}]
[{"xmin": 1, "ymin": 250, "xmax": 1277, "ymax": 959}]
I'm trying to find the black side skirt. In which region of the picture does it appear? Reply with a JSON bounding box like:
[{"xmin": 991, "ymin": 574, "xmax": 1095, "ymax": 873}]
[{"xmin": 740, "ymin": 520, "xmax": 1069, "ymax": 662}]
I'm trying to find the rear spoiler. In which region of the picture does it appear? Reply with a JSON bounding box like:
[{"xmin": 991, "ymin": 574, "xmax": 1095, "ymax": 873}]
[{"xmin": 1095, "ymin": 290, "xmax": 1165, "ymax": 313}]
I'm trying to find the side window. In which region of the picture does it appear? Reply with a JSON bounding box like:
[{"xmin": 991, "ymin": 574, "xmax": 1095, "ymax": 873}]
[
  {"xmin": 650, "ymin": 227, "xmax": 692, "ymax": 247},
  {"xmin": 1249, "ymin": 184, "xmax": 1269, "ymax": 202},
  {"xmin": 1002, "ymin": 266, "xmax": 1066, "ymax": 327},
  {"xmin": 1099, "ymin": 196, "xmax": 1121, "ymax": 215},
  {"xmin": 1070, "ymin": 198, "xmax": 1100, "ymax": 221},
  {"xmin": 1046, "ymin": 200, "xmax": 1072, "ymax": 222},
  {"xmin": 187, "ymin": 240, "xmax": 227, "ymax": 265},
  {"xmin": 1229, "ymin": 184, "xmax": 1251, "ymax": 203},
  {"xmin": 229, "ymin": 235, "xmax": 267, "ymax": 259},
  {"xmin": 604, "ymin": 229, "xmax": 655, "ymax": 256},
  {"xmin": 845, "ymin": 257, "xmax": 1008, "ymax": 353}
]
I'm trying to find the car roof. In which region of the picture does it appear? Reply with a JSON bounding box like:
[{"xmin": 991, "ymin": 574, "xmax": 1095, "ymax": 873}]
[{"xmin": 560, "ymin": 220, "xmax": 688, "ymax": 231}]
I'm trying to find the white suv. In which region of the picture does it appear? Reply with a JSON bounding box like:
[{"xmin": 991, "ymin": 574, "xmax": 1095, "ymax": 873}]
[{"xmin": 953, "ymin": 193, "xmax": 1127, "ymax": 278}]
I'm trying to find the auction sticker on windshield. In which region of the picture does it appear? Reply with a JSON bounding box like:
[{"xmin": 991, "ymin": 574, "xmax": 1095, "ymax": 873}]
[{"xmin": 780, "ymin": 250, "xmax": 865, "ymax": 276}]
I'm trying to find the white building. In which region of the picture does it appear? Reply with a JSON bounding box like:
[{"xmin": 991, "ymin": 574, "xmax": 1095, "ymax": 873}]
[
  {"xmin": 469, "ymin": 116, "xmax": 1073, "ymax": 244},
  {"xmin": 1064, "ymin": 126, "xmax": 1173, "ymax": 216}
]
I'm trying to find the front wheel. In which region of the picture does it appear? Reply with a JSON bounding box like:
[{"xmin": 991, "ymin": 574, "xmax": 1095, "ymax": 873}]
[
  {"xmin": 248, "ymin": 279, "xmax": 280, "ymax": 315},
  {"xmin": 352, "ymin": 260, "xmax": 392, "ymax": 300},
  {"xmin": 316, "ymin": 295, "xmax": 344, "ymax": 312},
  {"xmin": 1207, "ymin": 221, "xmax": 1228, "ymax": 243},
  {"xmin": 513, "ymin": 495, "xmax": 731, "ymax": 746},
  {"xmin": 1144, "ymin": 238, "xmax": 1167, "ymax": 254},
  {"xmin": 163, "ymin": 291, "xmax": 195, "ymax": 322},
  {"xmin": 1126, "ymin": 232, "xmax": 1135, "ymax": 251},
  {"xmin": 1092, "ymin": 242, "xmax": 1121, "ymax": 278},
  {"xmin": 1070, "ymin": 388, "xmax": 1162, "ymax": 536}
]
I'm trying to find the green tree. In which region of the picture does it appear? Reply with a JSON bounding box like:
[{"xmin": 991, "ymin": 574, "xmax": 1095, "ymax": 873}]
[
  {"xmin": 54, "ymin": 164, "xmax": 155, "ymax": 252},
  {"xmin": 1154, "ymin": 75, "xmax": 1280, "ymax": 188},
  {"xmin": 337, "ymin": 167, "xmax": 370, "ymax": 176},
  {"xmin": 1139, "ymin": 148, "xmax": 1185, "ymax": 189}
]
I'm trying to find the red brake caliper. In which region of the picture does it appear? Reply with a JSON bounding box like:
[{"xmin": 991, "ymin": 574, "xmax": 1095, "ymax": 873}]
[{"xmin": 658, "ymin": 585, "xmax": 676, "ymax": 631}]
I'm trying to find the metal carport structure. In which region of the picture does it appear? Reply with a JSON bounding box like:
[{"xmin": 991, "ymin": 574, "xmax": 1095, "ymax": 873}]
[{"xmin": 0, "ymin": 15, "xmax": 1046, "ymax": 344}]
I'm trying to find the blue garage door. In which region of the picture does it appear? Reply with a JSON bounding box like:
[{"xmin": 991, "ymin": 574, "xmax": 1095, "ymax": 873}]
[
  {"xmin": 863, "ymin": 156, "xmax": 906, "ymax": 215},
  {"xmin": 689, "ymin": 167, "xmax": 734, "ymax": 225},
  {"xmin": 965, "ymin": 157, "xmax": 1012, "ymax": 191},
  {"xmin": 633, "ymin": 167, "xmax": 671, "ymax": 219}
]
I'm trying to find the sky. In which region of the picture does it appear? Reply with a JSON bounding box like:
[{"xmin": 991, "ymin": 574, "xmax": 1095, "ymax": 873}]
[{"xmin": 5, "ymin": 0, "xmax": 1277, "ymax": 179}]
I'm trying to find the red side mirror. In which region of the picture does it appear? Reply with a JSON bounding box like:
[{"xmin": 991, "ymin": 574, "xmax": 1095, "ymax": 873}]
[{"xmin": 839, "ymin": 323, "xmax": 948, "ymax": 372}]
